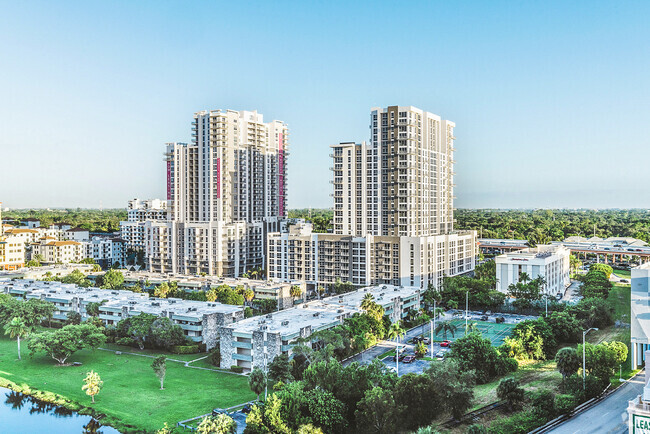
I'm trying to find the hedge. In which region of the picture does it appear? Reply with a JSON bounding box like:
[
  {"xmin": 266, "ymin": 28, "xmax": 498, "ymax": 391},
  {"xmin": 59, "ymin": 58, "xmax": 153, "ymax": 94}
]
[
  {"xmin": 230, "ymin": 365, "xmax": 244, "ymax": 373},
  {"xmin": 169, "ymin": 345, "xmax": 200, "ymax": 354}
]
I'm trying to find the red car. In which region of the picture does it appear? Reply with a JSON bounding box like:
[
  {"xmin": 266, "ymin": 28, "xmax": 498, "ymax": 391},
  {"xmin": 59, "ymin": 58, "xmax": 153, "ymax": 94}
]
[
  {"xmin": 440, "ymin": 340, "xmax": 452, "ymax": 347},
  {"xmin": 403, "ymin": 355, "xmax": 416, "ymax": 363}
]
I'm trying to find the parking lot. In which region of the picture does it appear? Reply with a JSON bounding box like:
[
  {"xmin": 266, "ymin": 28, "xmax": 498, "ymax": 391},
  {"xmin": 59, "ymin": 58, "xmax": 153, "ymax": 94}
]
[{"xmin": 381, "ymin": 355, "xmax": 433, "ymax": 376}]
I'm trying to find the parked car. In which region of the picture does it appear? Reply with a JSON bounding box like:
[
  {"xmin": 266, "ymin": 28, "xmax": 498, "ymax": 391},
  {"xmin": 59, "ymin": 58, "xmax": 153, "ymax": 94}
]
[
  {"xmin": 621, "ymin": 279, "xmax": 629, "ymax": 283},
  {"xmin": 393, "ymin": 353, "xmax": 408, "ymax": 362},
  {"xmin": 422, "ymin": 337, "xmax": 431, "ymax": 344},
  {"xmin": 403, "ymin": 355, "xmax": 416, "ymax": 364},
  {"xmin": 435, "ymin": 351, "xmax": 445, "ymax": 359},
  {"xmin": 440, "ymin": 340, "xmax": 452, "ymax": 348},
  {"xmin": 241, "ymin": 405, "xmax": 252, "ymax": 414},
  {"xmin": 480, "ymin": 315, "xmax": 489, "ymax": 321}
]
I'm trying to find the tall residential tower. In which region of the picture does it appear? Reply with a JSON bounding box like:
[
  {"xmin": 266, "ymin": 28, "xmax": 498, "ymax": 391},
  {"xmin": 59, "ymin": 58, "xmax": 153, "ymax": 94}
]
[
  {"xmin": 149, "ymin": 109, "xmax": 288, "ymax": 277},
  {"xmin": 268, "ymin": 106, "xmax": 475, "ymax": 290}
]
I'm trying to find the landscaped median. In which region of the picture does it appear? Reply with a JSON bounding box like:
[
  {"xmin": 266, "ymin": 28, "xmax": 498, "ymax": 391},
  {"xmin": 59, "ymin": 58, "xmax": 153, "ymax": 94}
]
[{"xmin": 0, "ymin": 335, "xmax": 255, "ymax": 433}]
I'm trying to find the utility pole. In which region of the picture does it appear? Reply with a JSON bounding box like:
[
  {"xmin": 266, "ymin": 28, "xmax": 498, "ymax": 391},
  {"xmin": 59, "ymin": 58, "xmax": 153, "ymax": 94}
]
[
  {"xmin": 465, "ymin": 291, "xmax": 468, "ymax": 334},
  {"xmin": 431, "ymin": 299, "xmax": 436, "ymax": 358}
]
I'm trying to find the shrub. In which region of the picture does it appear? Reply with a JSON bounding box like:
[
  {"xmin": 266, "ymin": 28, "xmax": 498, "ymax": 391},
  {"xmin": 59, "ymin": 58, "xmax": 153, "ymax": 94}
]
[
  {"xmin": 207, "ymin": 346, "xmax": 221, "ymax": 367},
  {"xmin": 116, "ymin": 337, "xmax": 136, "ymax": 347},
  {"xmin": 488, "ymin": 410, "xmax": 539, "ymax": 434},
  {"xmin": 231, "ymin": 365, "xmax": 244, "ymax": 373},
  {"xmin": 467, "ymin": 424, "xmax": 488, "ymax": 434},
  {"xmin": 497, "ymin": 378, "xmax": 525, "ymax": 411},
  {"xmin": 555, "ymin": 394, "xmax": 576, "ymax": 415},
  {"xmin": 169, "ymin": 345, "xmax": 200, "ymax": 354},
  {"xmin": 532, "ymin": 389, "xmax": 556, "ymax": 420},
  {"xmin": 197, "ymin": 343, "xmax": 207, "ymax": 353}
]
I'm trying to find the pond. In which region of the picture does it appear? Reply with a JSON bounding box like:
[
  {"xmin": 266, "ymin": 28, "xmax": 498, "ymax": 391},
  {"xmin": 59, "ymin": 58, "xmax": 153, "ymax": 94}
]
[{"xmin": 0, "ymin": 386, "xmax": 121, "ymax": 433}]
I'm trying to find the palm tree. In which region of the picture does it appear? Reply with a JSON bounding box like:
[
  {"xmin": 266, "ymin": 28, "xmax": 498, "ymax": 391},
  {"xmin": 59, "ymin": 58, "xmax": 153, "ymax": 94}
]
[
  {"xmin": 361, "ymin": 293, "xmax": 375, "ymax": 312},
  {"xmin": 290, "ymin": 285, "xmax": 302, "ymax": 304},
  {"xmin": 434, "ymin": 320, "xmax": 458, "ymax": 341},
  {"xmin": 4, "ymin": 317, "xmax": 29, "ymax": 360},
  {"xmin": 244, "ymin": 288, "xmax": 255, "ymax": 306},
  {"xmin": 518, "ymin": 272, "xmax": 531, "ymax": 284}
]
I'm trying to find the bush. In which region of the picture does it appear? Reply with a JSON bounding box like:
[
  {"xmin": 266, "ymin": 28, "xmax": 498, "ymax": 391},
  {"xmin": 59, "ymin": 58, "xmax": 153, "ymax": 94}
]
[
  {"xmin": 467, "ymin": 424, "xmax": 488, "ymax": 434},
  {"xmin": 231, "ymin": 365, "xmax": 244, "ymax": 373},
  {"xmin": 488, "ymin": 410, "xmax": 540, "ymax": 434},
  {"xmin": 555, "ymin": 394, "xmax": 576, "ymax": 415},
  {"xmin": 208, "ymin": 346, "xmax": 221, "ymax": 367},
  {"xmin": 169, "ymin": 345, "xmax": 200, "ymax": 354},
  {"xmin": 496, "ymin": 317, "xmax": 505, "ymax": 324},
  {"xmin": 532, "ymin": 389, "xmax": 556, "ymax": 420},
  {"xmin": 116, "ymin": 337, "xmax": 136, "ymax": 347},
  {"xmin": 198, "ymin": 343, "xmax": 207, "ymax": 353}
]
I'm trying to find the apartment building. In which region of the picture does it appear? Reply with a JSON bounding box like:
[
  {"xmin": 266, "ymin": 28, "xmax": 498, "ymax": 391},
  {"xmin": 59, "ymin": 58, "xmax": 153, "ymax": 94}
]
[
  {"xmin": 0, "ymin": 279, "xmax": 243, "ymax": 349},
  {"xmin": 0, "ymin": 235, "xmax": 25, "ymax": 270},
  {"xmin": 495, "ymin": 244, "xmax": 570, "ymax": 296},
  {"xmin": 84, "ymin": 236, "xmax": 127, "ymax": 269},
  {"xmin": 219, "ymin": 283, "xmax": 421, "ymax": 371},
  {"xmin": 147, "ymin": 109, "xmax": 288, "ymax": 277},
  {"xmin": 268, "ymin": 106, "xmax": 476, "ymax": 290},
  {"xmin": 120, "ymin": 271, "xmax": 304, "ymax": 310},
  {"xmin": 31, "ymin": 239, "xmax": 83, "ymax": 264},
  {"xmin": 120, "ymin": 199, "xmax": 169, "ymax": 251}
]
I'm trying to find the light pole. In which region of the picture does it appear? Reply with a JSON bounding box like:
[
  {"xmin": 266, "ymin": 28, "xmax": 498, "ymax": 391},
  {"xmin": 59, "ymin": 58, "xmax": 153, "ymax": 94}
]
[
  {"xmin": 430, "ymin": 299, "xmax": 436, "ymax": 358},
  {"xmin": 465, "ymin": 291, "xmax": 468, "ymax": 334},
  {"xmin": 582, "ymin": 327, "xmax": 599, "ymax": 390}
]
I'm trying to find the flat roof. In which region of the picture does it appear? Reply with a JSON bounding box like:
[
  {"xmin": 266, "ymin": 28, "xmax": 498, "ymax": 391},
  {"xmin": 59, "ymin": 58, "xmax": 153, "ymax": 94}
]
[{"xmin": 313, "ymin": 284, "xmax": 420, "ymax": 311}]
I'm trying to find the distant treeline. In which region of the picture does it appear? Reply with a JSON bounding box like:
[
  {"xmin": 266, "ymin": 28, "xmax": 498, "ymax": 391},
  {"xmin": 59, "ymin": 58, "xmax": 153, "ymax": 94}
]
[{"xmin": 3, "ymin": 209, "xmax": 126, "ymax": 233}]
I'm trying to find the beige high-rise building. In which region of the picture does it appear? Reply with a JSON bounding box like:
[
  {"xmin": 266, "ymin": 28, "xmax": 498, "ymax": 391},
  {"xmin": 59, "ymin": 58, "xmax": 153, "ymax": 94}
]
[
  {"xmin": 150, "ymin": 110, "xmax": 289, "ymax": 277},
  {"xmin": 269, "ymin": 106, "xmax": 475, "ymax": 290}
]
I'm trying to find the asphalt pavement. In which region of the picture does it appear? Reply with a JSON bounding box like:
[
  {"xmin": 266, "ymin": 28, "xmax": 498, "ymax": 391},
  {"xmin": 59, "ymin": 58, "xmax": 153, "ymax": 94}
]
[{"xmin": 549, "ymin": 372, "xmax": 645, "ymax": 434}]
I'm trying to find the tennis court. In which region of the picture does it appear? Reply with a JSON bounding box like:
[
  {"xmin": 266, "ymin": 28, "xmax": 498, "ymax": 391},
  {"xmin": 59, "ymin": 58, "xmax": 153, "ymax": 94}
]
[{"xmin": 430, "ymin": 319, "xmax": 515, "ymax": 346}]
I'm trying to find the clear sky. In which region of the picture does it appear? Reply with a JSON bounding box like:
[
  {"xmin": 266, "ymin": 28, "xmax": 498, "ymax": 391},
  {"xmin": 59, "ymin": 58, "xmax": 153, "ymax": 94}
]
[{"xmin": 2, "ymin": 1, "xmax": 649, "ymax": 210}]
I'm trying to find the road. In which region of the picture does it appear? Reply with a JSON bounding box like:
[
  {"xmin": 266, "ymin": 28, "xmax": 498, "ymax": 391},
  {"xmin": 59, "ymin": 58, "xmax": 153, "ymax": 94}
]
[{"xmin": 549, "ymin": 372, "xmax": 645, "ymax": 434}]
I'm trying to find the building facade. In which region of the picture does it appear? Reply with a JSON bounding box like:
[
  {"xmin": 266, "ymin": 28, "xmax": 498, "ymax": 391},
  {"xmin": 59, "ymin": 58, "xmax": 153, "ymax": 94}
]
[
  {"xmin": 268, "ymin": 106, "xmax": 476, "ymax": 290},
  {"xmin": 146, "ymin": 110, "xmax": 288, "ymax": 277},
  {"xmin": 32, "ymin": 240, "xmax": 83, "ymax": 264},
  {"xmin": 495, "ymin": 244, "xmax": 570, "ymax": 296}
]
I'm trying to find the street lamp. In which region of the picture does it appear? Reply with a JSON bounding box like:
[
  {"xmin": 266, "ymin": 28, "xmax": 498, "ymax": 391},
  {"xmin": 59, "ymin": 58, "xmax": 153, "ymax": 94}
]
[{"xmin": 582, "ymin": 327, "xmax": 599, "ymax": 390}]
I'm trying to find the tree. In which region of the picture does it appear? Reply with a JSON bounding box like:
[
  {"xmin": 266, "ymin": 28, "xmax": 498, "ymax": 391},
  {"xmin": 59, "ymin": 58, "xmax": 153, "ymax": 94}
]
[
  {"xmin": 543, "ymin": 311, "xmax": 582, "ymax": 343},
  {"xmin": 0, "ymin": 297, "xmax": 55, "ymax": 329},
  {"xmin": 4, "ymin": 317, "xmax": 29, "ymax": 360},
  {"xmin": 497, "ymin": 378, "xmax": 525, "ymax": 411},
  {"xmin": 86, "ymin": 301, "xmax": 104, "ymax": 317},
  {"xmin": 568, "ymin": 297, "xmax": 614, "ymax": 328},
  {"xmin": 590, "ymin": 263, "xmax": 613, "ymax": 279},
  {"xmin": 448, "ymin": 332, "xmax": 517, "ymax": 384},
  {"xmin": 66, "ymin": 311, "xmax": 82, "ymax": 325},
  {"xmin": 555, "ymin": 347, "xmax": 580, "ymax": 381},
  {"xmin": 355, "ymin": 387, "xmax": 402, "ymax": 434},
  {"xmin": 415, "ymin": 341, "xmax": 427, "ymax": 358},
  {"xmin": 244, "ymin": 288, "xmax": 255, "ymax": 305},
  {"xmin": 268, "ymin": 353, "xmax": 293, "ymax": 386},
  {"xmin": 206, "ymin": 289, "xmax": 219, "ymax": 302},
  {"xmin": 197, "ymin": 414, "xmax": 237, "ymax": 434},
  {"xmin": 82, "ymin": 370, "xmax": 103, "ymax": 403},
  {"xmin": 387, "ymin": 320, "xmax": 405, "ymax": 344},
  {"xmin": 245, "ymin": 394, "xmax": 291, "ymax": 434},
  {"xmin": 117, "ymin": 313, "xmax": 157, "ymax": 350},
  {"xmin": 100, "ymin": 269, "xmax": 124, "ymax": 289},
  {"xmin": 249, "ymin": 368, "xmax": 267, "ymax": 401},
  {"xmin": 150, "ymin": 317, "xmax": 187, "ymax": 349},
  {"xmin": 434, "ymin": 320, "xmax": 458, "ymax": 341},
  {"xmin": 152, "ymin": 356, "xmax": 167, "ymax": 390},
  {"xmin": 393, "ymin": 373, "xmax": 437, "ymax": 430},
  {"xmin": 154, "ymin": 282, "xmax": 170, "ymax": 298},
  {"xmin": 426, "ymin": 359, "xmax": 475, "ymax": 420},
  {"xmin": 509, "ymin": 318, "xmax": 556, "ymax": 360},
  {"xmin": 290, "ymin": 285, "xmax": 302, "ymax": 303},
  {"xmin": 28, "ymin": 323, "xmax": 106, "ymax": 365},
  {"xmin": 302, "ymin": 388, "xmax": 347, "ymax": 433}
]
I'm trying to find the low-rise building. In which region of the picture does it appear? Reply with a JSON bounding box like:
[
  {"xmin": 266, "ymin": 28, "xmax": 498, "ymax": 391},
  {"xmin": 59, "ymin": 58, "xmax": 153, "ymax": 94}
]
[
  {"xmin": 495, "ymin": 244, "xmax": 570, "ymax": 296},
  {"xmin": 631, "ymin": 263, "xmax": 650, "ymax": 369},
  {"xmin": 268, "ymin": 222, "xmax": 475, "ymax": 290},
  {"xmin": 0, "ymin": 234, "xmax": 25, "ymax": 270},
  {"xmin": 219, "ymin": 283, "xmax": 421, "ymax": 371},
  {"xmin": 32, "ymin": 239, "xmax": 83, "ymax": 264},
  {"xmin": 0, "ymin": 279, "xmax": 243, "ymax": 349},
  {"xmin": 84, "ymin": 236, "xmax": 127, "ymax": 269}
]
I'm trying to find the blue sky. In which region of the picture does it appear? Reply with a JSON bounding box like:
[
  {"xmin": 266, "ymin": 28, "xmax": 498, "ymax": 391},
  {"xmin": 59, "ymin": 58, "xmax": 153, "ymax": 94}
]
[{"xmin": 1, "ymin": 1, "xmax": 649, "ymax": 209}]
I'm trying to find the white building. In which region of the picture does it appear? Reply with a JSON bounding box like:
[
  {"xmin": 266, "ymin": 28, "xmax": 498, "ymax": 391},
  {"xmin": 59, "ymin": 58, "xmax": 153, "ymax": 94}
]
[
  {"xmin": 120, "ymin": 198, "xmax": 168, "ymax": 251},
  {"xmin": 150, "ymin": 109, "xmax": 288, "ymax": 277},
  {"xmin": 268, "ymin": 106, "xmax": 476, "ymax": 290},
  {"xmin": 32, "ymin": 240, "xmax": 84, "ymax": 264},
  {"xmin": 84, "ymin": 236, "xmax": 127, "ymax": 269},
  {"xmin": 219, "ymin": 283, "xmax": 421, "ymax": 371},
  {"xmin": 631, "ymin": 263, "xmax": 650, "ymax": 369},
  {"xmin": 495, "ymin": 244, "xmax": 570, "ymax": 296}
]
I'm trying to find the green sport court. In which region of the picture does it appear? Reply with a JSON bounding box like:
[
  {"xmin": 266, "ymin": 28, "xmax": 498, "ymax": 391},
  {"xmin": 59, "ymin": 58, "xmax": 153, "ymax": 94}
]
[{"xmin": 428, "ymin": 319, "xmax": 515, "ymax": 346}]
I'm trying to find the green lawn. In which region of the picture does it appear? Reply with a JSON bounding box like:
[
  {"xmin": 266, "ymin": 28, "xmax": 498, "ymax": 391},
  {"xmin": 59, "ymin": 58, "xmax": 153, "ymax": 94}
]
[
  {"xmin": 0, "ymin": 336, "xmax": 254, "ymax": 433},
  {"xmin": 612, "ymin": 269, "xmax": 631, "ymax": 280}
]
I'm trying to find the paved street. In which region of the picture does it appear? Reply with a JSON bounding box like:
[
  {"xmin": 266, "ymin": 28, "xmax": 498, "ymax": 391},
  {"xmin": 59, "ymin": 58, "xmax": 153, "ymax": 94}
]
[{"xmin": 549, "ymin": 372, "xmax": 645, "ymax": 434}]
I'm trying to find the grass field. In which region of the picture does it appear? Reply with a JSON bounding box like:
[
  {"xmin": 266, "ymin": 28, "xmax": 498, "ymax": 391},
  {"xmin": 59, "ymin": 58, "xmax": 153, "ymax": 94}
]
[
  {"xmin": 0, "ymin": 336, "xmax": 254, "ymax": 432},
  {"xmin": 612, "ymin": 269, "xmax": 632, "ymax": 279},
  {"xmin": 433, "ymin": 319, "xmax": 515, "ymax": 346}
]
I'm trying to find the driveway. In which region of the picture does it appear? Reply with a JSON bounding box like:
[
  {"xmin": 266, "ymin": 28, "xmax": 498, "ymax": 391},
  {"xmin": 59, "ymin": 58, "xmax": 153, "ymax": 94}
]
[{"xmin": 549, "ymin": 372, "xmax": 645, "ymax": 434}]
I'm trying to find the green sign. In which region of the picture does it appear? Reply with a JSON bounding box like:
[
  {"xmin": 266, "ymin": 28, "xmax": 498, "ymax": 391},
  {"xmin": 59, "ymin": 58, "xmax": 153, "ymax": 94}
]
[{"xmin": 633, "ymin": 414, "xmax": 650, "ymax": 433}]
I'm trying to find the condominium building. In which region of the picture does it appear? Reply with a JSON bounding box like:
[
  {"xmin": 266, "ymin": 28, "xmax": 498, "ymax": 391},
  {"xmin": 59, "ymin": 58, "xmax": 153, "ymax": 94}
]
[
  {"xmin": 120, "ymin": 198, "xmax": 169, "ymax": 251},
  {"xmin": 495, "ymin": 244, "xmax": 570, "ymax": 296},
  {"xmin": 0, "ymin": 279, "xmax": 243, "ymax": 349},
  {"xmin": 32, "ymin": 239, "xmax": 83, "ymax": 264},
  {"xmin": 84, "ymin": 236, "xmax": 127, "ymax": 269},
  {"xmin": 0, "ymin": 235, "xmax": 25, "ymax": 270},
  {"xmin": 219, "ymin": 283, "xmax": 421, "ymax": 371},
  {"xmin": 269, "ymin": 106, "xmax": 476, "ymax": 290},
  {"xmin": 152, "ymin": 109, "xmax": 288, "ymax": 277}
]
